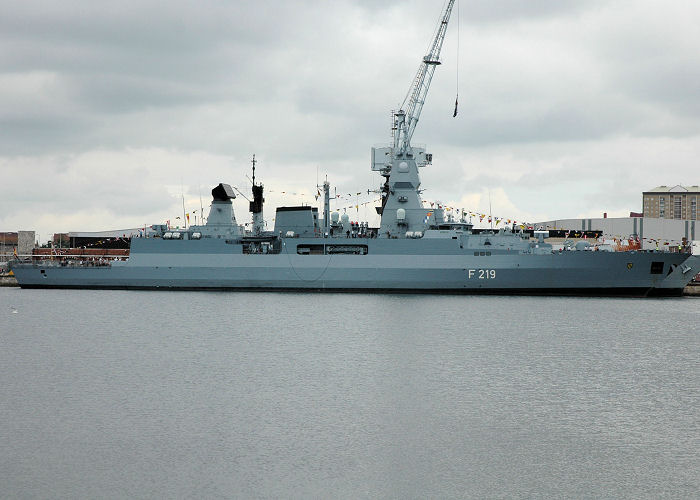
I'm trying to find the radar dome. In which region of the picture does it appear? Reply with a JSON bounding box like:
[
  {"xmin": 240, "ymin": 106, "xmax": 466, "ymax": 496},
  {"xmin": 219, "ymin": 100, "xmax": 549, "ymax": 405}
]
[
  {"xmin": 331, "ymin": 212, "xmax": 340, "ymax": 223},
  {"xmin": 341, "ymin": 213, "xmax": 349, "ymax": 223},
  {"xmin": 396, "ymin": 208, "xmax": 406, "ymax": 221}
]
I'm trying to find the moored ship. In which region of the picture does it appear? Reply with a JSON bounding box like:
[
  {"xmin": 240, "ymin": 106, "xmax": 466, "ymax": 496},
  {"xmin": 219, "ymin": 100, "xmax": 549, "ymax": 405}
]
[
  {"xmin": 10, "ymin": 1, "xmax": 700, "ymax": 296},
  {"xmin": 10, "ymin": 177, "xmax": 699, "ymax": 296}
]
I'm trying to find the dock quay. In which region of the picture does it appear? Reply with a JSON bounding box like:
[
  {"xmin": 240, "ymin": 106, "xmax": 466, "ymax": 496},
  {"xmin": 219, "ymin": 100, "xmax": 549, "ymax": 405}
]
[{"xmin": 1, "ymin": 274, "xmax": 17, "ymax": 287}]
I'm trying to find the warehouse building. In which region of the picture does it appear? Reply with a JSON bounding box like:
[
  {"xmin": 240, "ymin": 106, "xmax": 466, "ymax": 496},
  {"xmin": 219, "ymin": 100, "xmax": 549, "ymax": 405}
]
[
  {"xmin": 55, "ymin": 228, "xmax": 143, "ymax": 249},
  {"xmin": 534, "ymin": 185, "xmax": 698, "ymax": 251},
  {"xmin": 533, "ymin": 217, "xmax": 696, "ymax": 251}
]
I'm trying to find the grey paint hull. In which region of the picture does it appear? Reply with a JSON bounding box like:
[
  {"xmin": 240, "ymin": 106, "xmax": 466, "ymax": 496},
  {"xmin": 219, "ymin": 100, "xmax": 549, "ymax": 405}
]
[{"xmin": 11, "ymin": 238, "xmax": 699, "ymax": 297}]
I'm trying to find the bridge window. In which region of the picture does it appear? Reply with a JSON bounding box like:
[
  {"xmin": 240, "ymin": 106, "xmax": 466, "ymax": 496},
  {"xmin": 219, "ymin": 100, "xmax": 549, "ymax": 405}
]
[
  {"xmin": 296, "ymin": 244, "xmax": 368, "ymax": 255},
  {"xmin": 327, "ymin": 245, "xmax": 368, "ymax": 255}
]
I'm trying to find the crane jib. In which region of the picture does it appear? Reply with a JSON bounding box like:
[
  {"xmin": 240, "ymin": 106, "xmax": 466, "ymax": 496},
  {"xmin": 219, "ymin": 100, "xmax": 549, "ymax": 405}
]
[{"xmin": 392, "ymin": 0, "xmax": 456, "ymax": 154}]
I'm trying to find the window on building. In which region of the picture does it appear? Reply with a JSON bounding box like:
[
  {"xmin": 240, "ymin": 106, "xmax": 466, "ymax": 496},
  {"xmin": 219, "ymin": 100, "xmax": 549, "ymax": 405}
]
[
  {"xmin": 659, "ymin": 197, "xmax": 665, "ymax": 218},
  {"xmin": 692, "ymin": 197, "xmax": 697, "ymax": 220},
  {"xmin": 674, "ymin": 197, "xmax": 682, "ymax": 219}
]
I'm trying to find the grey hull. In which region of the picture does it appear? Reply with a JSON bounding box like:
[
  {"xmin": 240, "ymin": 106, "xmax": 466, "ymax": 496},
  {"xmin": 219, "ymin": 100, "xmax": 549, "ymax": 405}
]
[{"xmin": 11, "ymin": 238, "xmax": 699, "ymax": 297}]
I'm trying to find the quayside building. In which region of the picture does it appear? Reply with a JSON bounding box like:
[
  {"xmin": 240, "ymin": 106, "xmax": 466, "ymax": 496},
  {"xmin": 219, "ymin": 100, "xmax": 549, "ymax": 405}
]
[
  {"xmin": 534, "ymin": 185, "xmax": 698, "ymax": 251},
  {"xmin": 642, "ymin": 185, "xmax": 699, "ymax": 220}
]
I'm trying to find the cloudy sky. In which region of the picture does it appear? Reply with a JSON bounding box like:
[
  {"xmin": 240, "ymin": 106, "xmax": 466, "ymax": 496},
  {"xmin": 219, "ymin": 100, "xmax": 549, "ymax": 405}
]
[{"xmin": 1, "ymin": 0, "xmax": 699, "ymax": 240}]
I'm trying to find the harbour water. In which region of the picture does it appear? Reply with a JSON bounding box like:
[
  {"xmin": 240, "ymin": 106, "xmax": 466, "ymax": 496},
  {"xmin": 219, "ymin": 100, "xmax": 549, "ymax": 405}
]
[{"xmin": 1, "ymin": 288, "xmax": 698, "ymax": 498}]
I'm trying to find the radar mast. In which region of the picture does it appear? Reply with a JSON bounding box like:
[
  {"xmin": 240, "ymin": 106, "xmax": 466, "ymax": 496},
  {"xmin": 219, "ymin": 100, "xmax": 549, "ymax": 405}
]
[{"xmin": 249, "ymin": 154, "xmax": 265, "ymax": 235}]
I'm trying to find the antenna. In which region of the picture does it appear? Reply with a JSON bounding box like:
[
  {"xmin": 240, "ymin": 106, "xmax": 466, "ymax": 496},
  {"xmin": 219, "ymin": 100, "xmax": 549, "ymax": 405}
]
[
  {"xmin": 489, "ymin": 190, "xmax": 493, "ymax": 231},
  {"xmin": 453, "ymin": 0, "xmax": 459, "ymax": 118},
  {"xmin": 232, "ymin": 186, "xmax": 251, "ymax": 202},
  {"xmin": 251, "ymin": 154, "xmax": 257, "ymax": 186},
  {"xmin": 181, "ymin": 178, "xmax": 186, "ymax": 229},
  {"xmin": 199, "ymin": 184, "xmax": 204, "ymax": 224}
]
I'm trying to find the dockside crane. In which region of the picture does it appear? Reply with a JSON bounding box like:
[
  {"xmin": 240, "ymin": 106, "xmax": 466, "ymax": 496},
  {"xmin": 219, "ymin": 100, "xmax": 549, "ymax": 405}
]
[{"xmin": 393, "ymin": 0, "xmax": 456, "ymax": 158}]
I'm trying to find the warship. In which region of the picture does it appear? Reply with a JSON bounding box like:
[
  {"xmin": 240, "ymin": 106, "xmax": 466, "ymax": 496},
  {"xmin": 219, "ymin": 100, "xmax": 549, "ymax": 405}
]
[{"xmin": 10, "ymin": 1, "xmax": 700, "ymax": 296}]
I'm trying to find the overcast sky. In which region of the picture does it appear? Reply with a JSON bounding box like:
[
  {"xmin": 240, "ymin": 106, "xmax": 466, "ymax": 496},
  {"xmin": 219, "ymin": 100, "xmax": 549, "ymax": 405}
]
[{"xmin": 1, "ymin": 0, "xmax": 699, "ymax": 239}]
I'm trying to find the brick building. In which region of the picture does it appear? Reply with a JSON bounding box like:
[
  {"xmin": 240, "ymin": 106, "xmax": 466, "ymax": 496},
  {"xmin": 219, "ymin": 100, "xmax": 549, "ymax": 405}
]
[
  {"xmin": 0, "ymin": 231, "xmax": 35, "ymax": 258},
  {"xmin": 643, "ymin": 185, "xmax": 699, "ymax": 220}
]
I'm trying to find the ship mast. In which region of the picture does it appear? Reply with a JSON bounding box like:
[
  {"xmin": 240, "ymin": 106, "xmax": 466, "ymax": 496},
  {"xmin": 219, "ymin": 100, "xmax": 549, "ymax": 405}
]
[
  {"xmin": 249, "ymin": 154, "xmax": 265, "ymax": 235},
  {"xmin": 251, "ymin": 153, "xmax": 256, "ymax": 186}
]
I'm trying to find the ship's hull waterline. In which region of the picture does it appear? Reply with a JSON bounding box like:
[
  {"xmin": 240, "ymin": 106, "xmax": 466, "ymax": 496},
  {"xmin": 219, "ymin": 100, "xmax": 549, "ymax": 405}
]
[{"xmin": 11, "ymin": 238, "xmax": 698, "ymax": 297}]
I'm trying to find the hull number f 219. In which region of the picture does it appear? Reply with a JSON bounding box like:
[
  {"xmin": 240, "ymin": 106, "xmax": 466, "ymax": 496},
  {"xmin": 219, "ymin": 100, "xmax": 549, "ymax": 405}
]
[{"xmin": 468, "ymin": 269, "xmax": 496, "ymax": 279}]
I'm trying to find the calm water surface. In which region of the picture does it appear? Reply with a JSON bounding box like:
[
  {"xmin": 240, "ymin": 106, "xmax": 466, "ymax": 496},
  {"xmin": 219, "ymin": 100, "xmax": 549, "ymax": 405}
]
[{"xmin": 1, "ymin": 288, "xmax": 698, "ymax": 499}]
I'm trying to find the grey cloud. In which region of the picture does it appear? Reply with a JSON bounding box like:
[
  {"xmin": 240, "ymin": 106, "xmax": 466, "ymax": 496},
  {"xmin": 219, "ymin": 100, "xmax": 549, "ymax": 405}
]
[
  {"xmin": 611, "ymin": 63, "xmax": 700, "ymax": 118},
  {"xmin": 0, "ymin": 0, "xmax": 395, "ymax": 158},
  {"xmin": 464, "ymin": 0, "xmax": 606, "ymax": 24},
  {"xmin": 0, "ymin": 1, "xmax": 293, "ymax": 51},
  {"xmin": 1, "ymin": 0, "xmax": 699, "ymax": 236}
]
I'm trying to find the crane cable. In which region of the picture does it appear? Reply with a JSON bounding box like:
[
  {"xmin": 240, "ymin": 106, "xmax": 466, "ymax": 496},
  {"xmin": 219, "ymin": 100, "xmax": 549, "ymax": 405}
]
[{"xmin": 453, "ymin": 0, "xmax": 459, "ymax": 118}]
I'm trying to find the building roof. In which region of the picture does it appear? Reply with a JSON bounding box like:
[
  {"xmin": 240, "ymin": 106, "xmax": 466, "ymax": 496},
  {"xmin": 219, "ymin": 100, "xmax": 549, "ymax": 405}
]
[
  {"xmin": 67, "ymin": 228, "xmax": 143, "ymax": 238},
  {"xmin": 644, "ymin": 185, "xmax": 700, "ymax": 194},
  {"xmin": 0, "ymin": 232, "xmax": 18, "ymax": 245}
]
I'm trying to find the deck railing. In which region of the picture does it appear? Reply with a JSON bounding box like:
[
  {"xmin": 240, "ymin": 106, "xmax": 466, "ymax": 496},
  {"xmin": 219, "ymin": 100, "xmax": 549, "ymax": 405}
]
[{"xmin": 10, "ymin": 254, "xmax": 128, "ymax": 268}]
